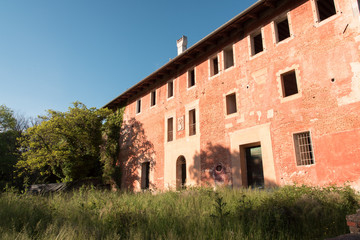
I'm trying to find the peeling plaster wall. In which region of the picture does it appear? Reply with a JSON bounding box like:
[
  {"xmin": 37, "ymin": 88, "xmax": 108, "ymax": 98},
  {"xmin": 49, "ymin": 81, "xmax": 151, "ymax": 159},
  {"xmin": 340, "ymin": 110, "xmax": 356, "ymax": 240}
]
[{"xmin": 119, "ymin": 0, "xmax": 360, "ymax": 190}]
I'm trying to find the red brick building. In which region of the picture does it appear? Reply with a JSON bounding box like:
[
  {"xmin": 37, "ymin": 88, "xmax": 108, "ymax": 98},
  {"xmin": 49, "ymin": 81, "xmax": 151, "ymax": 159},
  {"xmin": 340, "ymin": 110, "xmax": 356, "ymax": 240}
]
[{"xmin": 105, "ymin": 0, "xmax": 360, "ymax": 191}]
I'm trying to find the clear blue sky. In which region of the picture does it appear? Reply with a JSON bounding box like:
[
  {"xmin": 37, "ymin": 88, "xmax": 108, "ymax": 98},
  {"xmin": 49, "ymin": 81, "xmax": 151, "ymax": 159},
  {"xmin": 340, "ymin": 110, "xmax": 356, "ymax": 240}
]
[{"xmin": 0, "ymin": 0, "xmax": 256, "ymax": 118}]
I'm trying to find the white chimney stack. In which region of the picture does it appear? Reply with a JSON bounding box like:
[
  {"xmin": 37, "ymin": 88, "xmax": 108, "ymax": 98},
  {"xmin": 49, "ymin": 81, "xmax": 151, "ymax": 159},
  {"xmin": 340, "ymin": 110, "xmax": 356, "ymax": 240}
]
[{"xmin": 177, "ymin": 35, "xmax": 188, "ymax": 55}]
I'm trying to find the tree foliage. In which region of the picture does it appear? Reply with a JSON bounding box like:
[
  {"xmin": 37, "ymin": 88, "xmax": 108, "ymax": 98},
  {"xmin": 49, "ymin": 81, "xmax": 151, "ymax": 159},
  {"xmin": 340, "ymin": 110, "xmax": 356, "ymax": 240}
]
[
  {"xmin": 0, "ymin": 105, "xmax": 23, "ymax": 189},
  {"xmin": 0, "ymin": 105, "xmax": 16, "ymax": 132},
  {"xmin": 100, "ymin": 107, "xmax": 124, "ymax": 187},
  {"xmin": 17, "ymin": 102, "xmax": 112, "ymax": 182}
]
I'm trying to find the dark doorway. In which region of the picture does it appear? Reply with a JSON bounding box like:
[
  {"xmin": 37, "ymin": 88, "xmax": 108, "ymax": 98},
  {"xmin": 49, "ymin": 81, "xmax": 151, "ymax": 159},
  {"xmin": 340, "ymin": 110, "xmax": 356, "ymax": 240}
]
[
  {"xmin": 245, "ymin": 146, "xmax": 264, "ymax": 188},
  {"xmin": 141, "ymin": 162, "xmax": 150, "ymax": 190},
  {"xmin": 176, "ymin": 156, "xmax": 186, "ymax": 189}
]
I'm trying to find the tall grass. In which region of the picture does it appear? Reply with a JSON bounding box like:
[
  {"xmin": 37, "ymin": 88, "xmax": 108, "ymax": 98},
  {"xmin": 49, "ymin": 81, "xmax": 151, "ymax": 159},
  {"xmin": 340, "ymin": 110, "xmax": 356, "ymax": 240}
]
[{"xmin": 0, "ymin": 185, "xmax": 358, "ymax": 239}]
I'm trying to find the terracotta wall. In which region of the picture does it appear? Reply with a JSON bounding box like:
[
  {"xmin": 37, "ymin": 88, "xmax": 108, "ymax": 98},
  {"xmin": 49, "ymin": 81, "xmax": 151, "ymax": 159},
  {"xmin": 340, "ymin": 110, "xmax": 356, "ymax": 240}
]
[{"xmin": 120, "ymin": 0, "xmax": 360, "ymax": 191}]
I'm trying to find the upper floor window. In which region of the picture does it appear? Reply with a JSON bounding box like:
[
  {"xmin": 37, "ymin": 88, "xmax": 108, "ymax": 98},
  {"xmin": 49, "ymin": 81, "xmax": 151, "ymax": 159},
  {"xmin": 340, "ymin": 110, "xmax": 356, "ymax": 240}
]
[
  {"xmin": 251, "ymin": 31, "xmax": 264, "ymax": 56},
  {"xmin": 315, "ymin": 0, "xmax": 336, "ymax": 22},
  {"xmin": 293, "ymin": 131, "xmax": 315, "ymax": 166},
  {"xmin": 281, "ymin": 70, "xmax": 298, "ymax": 98},
  {"xmin": 226, "ymin": 93, "xmax": 237, "ymax": 115},
  {"xmin": 150, "ymin": 90, "xmax": 156, "ymax": 107},
  {"xmin": 168, "ymin": 80, "xmax": 174, "ymax": 98},
  {"xmin": 136, "ymin": 99, "xmax": 141, "ymax": 114},
  {"xmin": 210, "ymin": 55, "xmax": 219, "ymax": 77},
  {"xmin": 189, "ymin": 109, "xmax": 196, "ymax": 136},
  {"xmin": 167, "ymin": 117, "xmax": 173, "ymax": 142},
  {"xmin": 224, "ymin": 46, "xmax": 234, "ymax": 69},
  {"xmin": 275, "ymin": 16, "xmax": 291, "ymax": 43},
  {"xmin": 188, "ymin": 69, "xmax": 195, "ymax": 88}
]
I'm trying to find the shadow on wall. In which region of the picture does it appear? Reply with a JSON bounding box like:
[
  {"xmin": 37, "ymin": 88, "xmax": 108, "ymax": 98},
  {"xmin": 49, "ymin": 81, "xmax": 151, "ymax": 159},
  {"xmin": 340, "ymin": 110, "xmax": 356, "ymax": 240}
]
[
  {"xmin": 119, "ymin": 118, "xmax": 155, "ymax": 191},
  {"xmin": 189, "ymin": 142, "xmax": 278, "ymax": 188}
]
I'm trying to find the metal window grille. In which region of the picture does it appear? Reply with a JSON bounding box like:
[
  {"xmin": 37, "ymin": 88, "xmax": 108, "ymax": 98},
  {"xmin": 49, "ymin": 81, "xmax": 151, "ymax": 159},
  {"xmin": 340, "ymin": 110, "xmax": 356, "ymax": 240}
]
[
  {"xmin": 294, "ymin": 131, "xmax": 314, "ymax": 166},
  {"xmin": 189, "ymin": 123, "xmax": 196, "ymax": 136},
  {"xmin": 168, "ymin": 130, "xmax": 173, "ymax": 142},
  {"xmin": 167, "ymin": 118, "xmax": 173, "ymax": 142},
  {"xmin": 189, "ymin": 109, "xmax": 196, "ymax": 136}
]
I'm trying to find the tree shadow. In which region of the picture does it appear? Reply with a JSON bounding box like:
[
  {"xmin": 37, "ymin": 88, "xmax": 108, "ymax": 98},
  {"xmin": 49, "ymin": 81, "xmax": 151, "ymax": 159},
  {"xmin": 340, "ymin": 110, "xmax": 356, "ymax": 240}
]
[
  {"xmin": 189, "ymin": 142, "xmax": 278, "ymax": 189},
  {"xmin": 119, "ymin": 118, "xmax": 155, "ymax": 191}
]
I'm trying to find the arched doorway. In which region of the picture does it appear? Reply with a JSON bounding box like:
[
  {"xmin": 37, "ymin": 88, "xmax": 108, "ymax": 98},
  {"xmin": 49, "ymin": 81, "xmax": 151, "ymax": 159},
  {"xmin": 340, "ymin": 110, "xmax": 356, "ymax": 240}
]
[{"xmin": 176, "ymin": 156, "xmax": 186, "ymax": 189}]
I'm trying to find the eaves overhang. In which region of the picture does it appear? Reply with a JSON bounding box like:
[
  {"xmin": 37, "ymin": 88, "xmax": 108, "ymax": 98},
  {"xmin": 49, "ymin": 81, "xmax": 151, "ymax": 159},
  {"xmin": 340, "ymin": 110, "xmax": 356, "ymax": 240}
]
[{"xmin": 103, "ymin": 0, "xmax": 278, "ymax": 110}]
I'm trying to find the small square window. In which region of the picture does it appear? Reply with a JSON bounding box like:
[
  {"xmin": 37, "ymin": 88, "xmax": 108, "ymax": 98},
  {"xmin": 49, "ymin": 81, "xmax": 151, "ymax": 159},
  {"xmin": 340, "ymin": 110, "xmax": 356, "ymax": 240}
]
[
  {"xmin": 150, "ymin": 90, "xmax": 156, "ymax": 107},
  {"xmin": 316, "ymin": 0, "xmax": 336, "ymax": 22},
  {"xmin": 136, "ymin": 99, "xmax": 141, "ymax": 114},
  {"xmin": 210, "ymin": 56, "xmax": 219, "ymax": 76},
  {"xmin": 275, "ymin": 17, "xmax": 291, "ymax": 43},
  {"xmin": 224, "ymin": 47, "xmax": 234, "ymax": 69},
  {"xmin": 189, "ymin": 109, "xmax": 196, "ymax": 136},
  {"xmin": 281, "ymin": 70, "xmax": 298, "ymax": 97},
  {"xmin": 251, "ymin": 31, "xmax": 264, "ymax": 55},
  {"xmin": 168, "ymin": 81, "xmax": 174, "ymax": 98},
  {"xmin": 188, "ymin": 69, "xmax": 195, "ymax": 88},
  {"xmin": 226, "ymin": 93, "xmax": 237, "ymax": 115},
  {"xmin": 167, "ymin": 117, "xmax": 173, "ymax": 142},
  {"xmin": 293, "ymin": 131, "xmax": 315, "ymax": 166}
]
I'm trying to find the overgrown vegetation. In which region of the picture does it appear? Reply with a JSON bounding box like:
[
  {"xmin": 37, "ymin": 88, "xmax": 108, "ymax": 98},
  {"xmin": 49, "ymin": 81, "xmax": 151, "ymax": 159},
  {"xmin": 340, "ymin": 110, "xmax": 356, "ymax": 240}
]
[
  {"xmin": 17, "ymin": 102, "xmax": 112, "ymax": 183},
  {"xmin": 0, "ymin": 185, "xmax": 358, "ymax": 240},
  {"xmin": 0, "ymin": 105, "xmax": 29, "ymax": 190},
  {"xmin": 0, "ymin": 102, "xmax": 124, "ymax": 190},
  {"xmin": 100, "ymin": 107, "xmax": 124, "ymax": 187}
]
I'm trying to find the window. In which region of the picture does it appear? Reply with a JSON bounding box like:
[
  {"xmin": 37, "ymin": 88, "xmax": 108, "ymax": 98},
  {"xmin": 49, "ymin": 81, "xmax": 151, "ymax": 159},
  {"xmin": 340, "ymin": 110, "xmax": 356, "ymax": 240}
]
[
  {"xmin": 168, "ymin": 81, "xmax": 174, "ymax": 98},
  {"xmin": 226, "ymin": 93, "xmax": 237, "ymax": 115},
  {"xmin": 141, "ymin": 162, "xmax": 150, "ymax": 189},
  {"xmin": 315, "ymin": 0, "xmax": 336, "ymax": 22},
  {"xmin": 293, "ymin": 131, "xmax": 314, "ymax": 166},
  {"xmin": 136, "ymin": 99, "xmax": 141, "ymax": 114},
  {"xmin": 224, "ymin": 46, "xmax": 234, "ymax": 69},
  {"xmin": 188, "ymin": 69, "xmax": 195, "ymax": 88},
  {"xmin": 251, "ymin": 31, "xmax": 264, "ymax": 55},
  {"xmin": 275, "ymin": 17, "xmax": 291, "ymax": 43},
  {"xmin": 150, "ymin": 90, "xmax": 156, "ymax": 107},
  {"xmin": 189, "ymin": 109, "xmax": 196, "ymax": 136},
  {"xmin": 210, "ymin": 56, "xmax": 219, "ymax": 76},
  {"xmin": 281, "ymin": 70, "xmax": 298, "ymax": 97},
  {"xmin": 167, "ymin": 117, "xmax": 173, "ymax": 142}
]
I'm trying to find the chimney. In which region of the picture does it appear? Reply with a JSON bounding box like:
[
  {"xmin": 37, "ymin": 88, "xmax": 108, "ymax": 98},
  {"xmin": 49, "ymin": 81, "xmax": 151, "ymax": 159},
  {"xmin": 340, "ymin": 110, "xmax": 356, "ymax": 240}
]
[{"xmin": 177, "ymin": 35, "xmax": 188, "ymax": 55}]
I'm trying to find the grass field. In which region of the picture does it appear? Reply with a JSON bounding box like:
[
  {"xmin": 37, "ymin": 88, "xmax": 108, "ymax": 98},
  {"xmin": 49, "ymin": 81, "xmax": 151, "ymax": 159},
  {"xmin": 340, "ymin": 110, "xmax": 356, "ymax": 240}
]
[{"xmin": 0, "ymin": 185, "xmax": 358, "ymax": 239}]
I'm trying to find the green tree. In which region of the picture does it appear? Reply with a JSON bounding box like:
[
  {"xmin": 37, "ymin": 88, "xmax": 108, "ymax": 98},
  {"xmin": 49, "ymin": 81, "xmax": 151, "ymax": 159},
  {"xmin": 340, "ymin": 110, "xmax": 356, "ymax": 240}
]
[
  {"xmin": 17, "ymin": 102, "xmax": 111, "ymax": 182},
  {"xmin": 0, "ymin": 105, "xmax": 16, "ymax": 132},
  {"xmin": 101, "ymin": 107, "xmax": 124, "ymax": 187},
  {"xmin": 0, "ymin": 105, "xmax": 23, "ymax": 189}
]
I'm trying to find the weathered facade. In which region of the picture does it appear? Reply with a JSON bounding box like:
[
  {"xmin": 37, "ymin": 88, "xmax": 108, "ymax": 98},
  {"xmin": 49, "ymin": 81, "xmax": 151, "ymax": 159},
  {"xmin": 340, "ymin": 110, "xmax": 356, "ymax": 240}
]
[{"xmin": 105, "ymin": 0, "xmax": 360, "ymax": 191}]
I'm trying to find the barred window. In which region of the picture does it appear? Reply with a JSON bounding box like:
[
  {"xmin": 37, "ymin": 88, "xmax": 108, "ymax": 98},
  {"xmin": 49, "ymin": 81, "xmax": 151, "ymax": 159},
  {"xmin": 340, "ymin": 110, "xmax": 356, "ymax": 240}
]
[
  {"xmin": 189, "ymin": 109, "xmax": 196, "ymax": 136},
  {"xmin": 293, "ymin": 131, "xmax": 315, "ymax": 166},
  {"xmin": 167, "ymin": 117, "xmax": 173, "ymax": 142}
]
